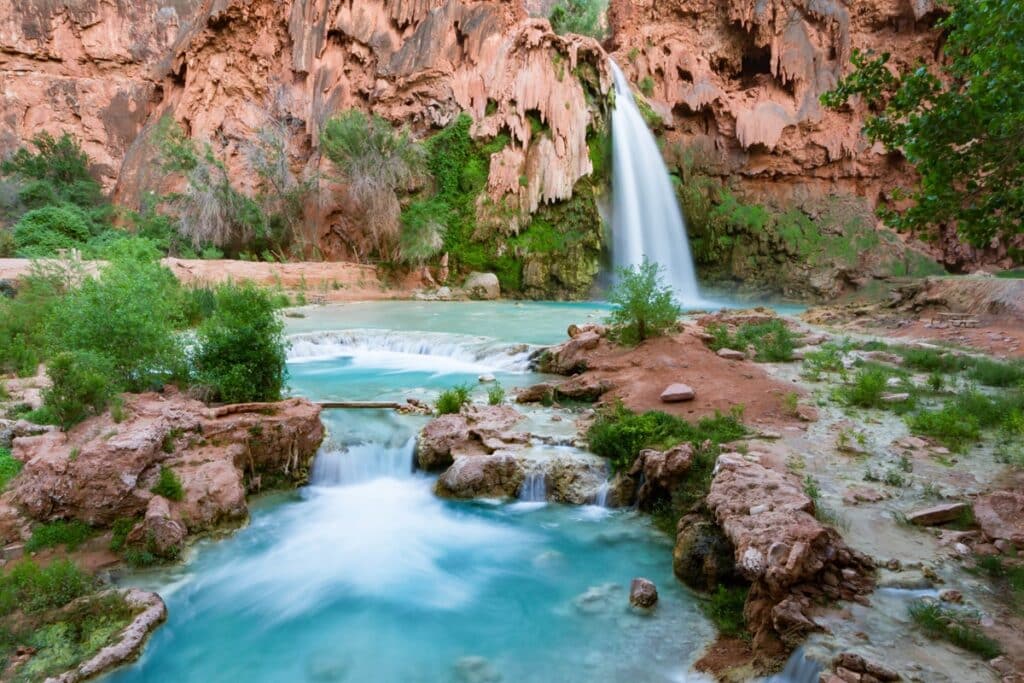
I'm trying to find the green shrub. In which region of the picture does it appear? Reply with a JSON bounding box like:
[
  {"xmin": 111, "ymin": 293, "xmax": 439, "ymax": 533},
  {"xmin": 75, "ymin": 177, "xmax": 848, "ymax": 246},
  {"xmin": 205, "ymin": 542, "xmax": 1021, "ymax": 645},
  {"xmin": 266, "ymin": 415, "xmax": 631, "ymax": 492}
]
[
  {"xmin": 548, "ymin": 0, "xmax": 607, "ymax": 39},
  {"xmin": 839, "ymin": 367, "xmax": 891, "ymax": 408},
  {"xmin": 12, "ymin": 204, "xmax": 101, "ymax": 257},
  {"xmin": 193, "ymin": 282, "xmax": 287, "ymax": 403},
  {"xmin": 0, "ymin": 559, "xmax": 93, "ymax": 616},
  {"xmin": 587, "ymin": 403, "xmax": 745, "ymax": 472},
  {"xmin": 699, "ymin": 585, "xmax": 749, "ymax": 639},
  {"xmin": 706, "ymin": 319, "xmax": 797, "ymax": 362},
  {"xmin": 967, "ymin": 357, "xmax": 1024, "ymax": 387},
  {"xmin": 487, "ymin": 383, "xmax": 506, "ymax": 406},
  {"xmin": 0, "ymin": 263, "xmax": 69, "ymax": 376},
  {"xmin": 42, "ymin": 351, "xmax": 115, "ymax": 430},
  {"xmin": 0, "ymin": 133, "xmax": 104, "ymax": 206},
  {"xmin": 150, "ymin": 466, "xmax": 184, "ymax": 502},
  {"xmin": 436, "ymin": 384, "xmax": 472, "ymax": 415},
  {"xmin": 47, "ymin": 253, "xmax": 184, "ymax": 391},
  {"xmin": 907, "ymin": 406, "xmax": 981, "ymax": 451},
  {"xmin": 0, "ymin": 448, "xmax": 22, "ymax": 491},
  {"xmin": 108, "ymin": 518, "xmax": 136, "ymax": 552},
  {"xmin": 25, "ymin": 520, "xmax": 94, "ymax": 552},
  {"xmin": 899, "ymin": 348, "xmax": 967, "ymax": 373},
  {"xmin": 908, "ymin": 599, "xmax": 1001, "ymax": 659},
  {"xmin": 606, "ymin": 260, "xmax": 681, "ymax": 345}
]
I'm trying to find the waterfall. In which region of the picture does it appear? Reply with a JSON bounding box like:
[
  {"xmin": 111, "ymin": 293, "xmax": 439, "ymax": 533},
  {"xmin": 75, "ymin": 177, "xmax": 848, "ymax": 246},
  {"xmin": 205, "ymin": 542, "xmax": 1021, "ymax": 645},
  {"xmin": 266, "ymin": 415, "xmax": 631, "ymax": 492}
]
[
  {"xmin": 518, "ymin": 472, "xmax": 547, "ymax": 502},
  {"xmin": 760, "ymin": 648, "xmax": 822, "ymax": 683},
  {"xmin": 592, "ymin": 480, "xmax": 610, "ymax": 507},
  {"xmin": 609, "ymin": 60, "xmax": 702, "ymax": 305},
  {"xmin": 310, "ymin": 438, "xmax": 416, "ymax": 486}
]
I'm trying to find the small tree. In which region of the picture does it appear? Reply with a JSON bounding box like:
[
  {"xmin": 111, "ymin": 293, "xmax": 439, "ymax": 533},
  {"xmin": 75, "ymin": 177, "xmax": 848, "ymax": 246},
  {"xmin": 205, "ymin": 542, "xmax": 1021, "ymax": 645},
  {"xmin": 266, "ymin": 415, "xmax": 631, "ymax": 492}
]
[
  {"xmin": 42, "ymin": 350, "xmax": 114, "ymax": 430},
  {"xmin": 548, "ymin": 0, "xmax": 607, "ymax": 39},
  {"xmin": 194, "ymin": 282, "xmax": 287, "ymax": 403},
  {"xmin": 606, "ymin": 260, "xmax": 681, "ymax": 344}
]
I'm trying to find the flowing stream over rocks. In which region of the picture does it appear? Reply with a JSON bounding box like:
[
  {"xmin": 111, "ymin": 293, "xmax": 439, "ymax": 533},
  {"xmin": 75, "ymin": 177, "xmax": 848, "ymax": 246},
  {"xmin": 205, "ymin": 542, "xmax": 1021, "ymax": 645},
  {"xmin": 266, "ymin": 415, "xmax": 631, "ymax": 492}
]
[
  {"xmin": 610, "ymin": 61, "xmax": 701, "ymax": 305},
  {"xmin": 105, "ymin": 302, "xmax": 728, "ymax": 682}
]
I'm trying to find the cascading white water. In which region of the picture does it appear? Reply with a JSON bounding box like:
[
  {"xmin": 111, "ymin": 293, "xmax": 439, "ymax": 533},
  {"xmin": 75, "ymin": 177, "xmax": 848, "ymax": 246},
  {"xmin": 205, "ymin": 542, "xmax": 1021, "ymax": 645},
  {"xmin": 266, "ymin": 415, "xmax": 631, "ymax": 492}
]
[
  {"xmin": 310, "ymin": 438, "xmax": 416, "ymax": 486},
  {"xmin": 288, "ymin": 329, "xmax": 535, "ymax": 374},
  {"xmin": 592, "ymin": 480, "xmax": 610, "ymax": 507},
  {"xmin": 518, "ymin": 471, "xmax": 547, "ymax": 502},
  {"xmin": 610, "ymin": 60, "xmax": 702, "ymax": 305}
]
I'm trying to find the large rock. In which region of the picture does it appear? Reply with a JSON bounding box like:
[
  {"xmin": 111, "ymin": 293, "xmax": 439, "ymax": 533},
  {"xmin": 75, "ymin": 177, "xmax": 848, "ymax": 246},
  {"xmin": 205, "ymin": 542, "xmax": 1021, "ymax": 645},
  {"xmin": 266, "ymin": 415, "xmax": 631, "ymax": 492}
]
[
  {"xmin": 416, "ymin": 405, "xmax": 525, "ymax": 471},
  {"xmin": 673, "ymin": 513, "xmax": 737, "ymax": 591},
  {"xmin": 6, "ymin": 391, "xmax": 323, "ymax": 535},
  {"xmin": 555, "ymin": 376, "xmax": 614, "ymax": 402},
  {"xmin": 463, "ymin": 272, "xmax": 501, "ymax": 300},
  {"xmin": 435, "ymin": 454, "xmax": 524, "ymax": 499},
  {"xmin": 659, "ymin": 383, "xmax": 695, "ymax": 403},
  {"xmin": 127, "ymin": 495, "xmax": 187, "ymax": 557},
  {"xmin": 706, "ymin": 453, "xmax": 875, "ymax": 649},
  {"xmin": 536, "ymin": 330, "xmax": 602, "ymax": 375},
  {"xmin": 629, "ymin": 578, "xmax": 658, "ymax": 609},
  {"xmin": 629, "ymin": 444, "xmax": 694, "ymax": 511},
  {"xmin": 974, "ymin": 491, "xmax": 1024, "ymax": 545},
  {"xmin": 906, "ymin": 502, "xmax": 971, "ymax": 527}
]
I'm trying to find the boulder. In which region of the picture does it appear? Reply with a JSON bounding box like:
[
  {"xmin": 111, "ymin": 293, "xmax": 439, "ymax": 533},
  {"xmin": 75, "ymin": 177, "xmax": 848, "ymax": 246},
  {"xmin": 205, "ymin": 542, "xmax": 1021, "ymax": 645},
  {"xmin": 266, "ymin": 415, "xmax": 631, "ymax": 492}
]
[
  {"xmin": 127, "ymin": 495, "xmax": 187, "ymax": 557},
  {"xmin": 567, "ymin": 323, "xmax": 607, "ymax": 339},
  {"xmin": 673, "ymin": 514, "xmax": 737, "ymax": 591},
  {"xmin": 515, "ymin": 383, "xmax": 557, "ymax": 404},
  {"xmin": 717, "ymin": 348, "xmax": 745, "ymax": 360},
  {"xmin": 435, "ymin": 454, "xmax": 524, "ymax": 499},
  {"xmin": 416, "ymin": 405, "xmax": 525, "ymax": 471},
  {"xmin": 906, "ymin": 502, "xmax": 970, "ymax": 527},
  {"xmin": 629, "ymin": 577, "xmax": 658, "ymax": 609},
  {"xmin": 659, "ymin": 383, "xmax": 695, "ymax": 403},
  {"xmin": 629, "ymin": 444, "xmax": 694, "ymax": 510},
  {"xmin": 7, "ymin": 393, "xmax": 323, "ymax": 531},
  {"xmin": 463, "ymin": 272, "xmax": 500, "ymax": 300},
  {"xmin": 555, "ymin": 376, "xmax": 614, "ymax": 402},
  {"xmin": 974, "ymin": 490, "xmax": 1024, "ymax": 544},
  {"xmin": 536, "ymin": 331, "xmax": 601, "ymax": 375},
  {"xmin": 795, "ymin": 404, "xmax": 819, "ymax": 422}
]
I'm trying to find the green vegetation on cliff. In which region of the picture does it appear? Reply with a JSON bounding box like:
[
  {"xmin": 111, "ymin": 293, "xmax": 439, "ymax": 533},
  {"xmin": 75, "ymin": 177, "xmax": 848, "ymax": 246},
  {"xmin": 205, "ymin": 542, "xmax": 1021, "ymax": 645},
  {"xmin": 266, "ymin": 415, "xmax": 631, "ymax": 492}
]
[
  {"xmin": 823, "ymin": 0, "xmax": 1023, "ymax": 247},
  {"xmin": 547, "ymin": 0, "xmax": 607, "ymax": 39}
]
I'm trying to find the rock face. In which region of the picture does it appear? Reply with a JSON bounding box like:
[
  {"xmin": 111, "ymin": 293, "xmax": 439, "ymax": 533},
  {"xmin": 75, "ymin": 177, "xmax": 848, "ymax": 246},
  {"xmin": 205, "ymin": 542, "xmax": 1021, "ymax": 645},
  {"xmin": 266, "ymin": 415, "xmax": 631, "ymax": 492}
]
[
  {"xmin": 974, "ymin": 491, "xmax": 1024, "ymax": 545},
  {"xmin": 5, "ymin": 390, "xmax": 323, "ymax": 539},
  {"xmin": 629, "ymin": 444, "xmax": 694, "ymax": 511},
  {"xmin": 416, "ymin": 404, "xmax": 525, "ymax": 471},
  {"xmin": 706, "ymin": 453, "xmax": 875, "ymax": 651}
]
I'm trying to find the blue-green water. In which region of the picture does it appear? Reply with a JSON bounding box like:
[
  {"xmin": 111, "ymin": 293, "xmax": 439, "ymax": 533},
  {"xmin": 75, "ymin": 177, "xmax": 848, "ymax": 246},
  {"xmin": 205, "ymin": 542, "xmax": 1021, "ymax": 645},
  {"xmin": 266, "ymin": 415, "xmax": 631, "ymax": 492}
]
[{"xmin": 107, "ymin": 302, "xmax": 717, "ymax": 683}]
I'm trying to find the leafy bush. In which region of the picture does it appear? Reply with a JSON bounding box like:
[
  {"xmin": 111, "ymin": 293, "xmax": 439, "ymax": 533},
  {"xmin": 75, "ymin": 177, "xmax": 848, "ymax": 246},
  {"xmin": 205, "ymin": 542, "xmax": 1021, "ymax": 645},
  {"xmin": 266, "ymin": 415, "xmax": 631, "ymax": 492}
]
[
  {"xmin": 193, "ymin": 282, "xmax": 287, "ymax": 403},
  {"xmin": 399, "ymin": 199, "xmax": 446, "ymax": 264},
  {"xmin": 898, "ymin": 348, "xmax": 967, "ymax": 374},
  {"xmin": 706, "ymin": 319, "xmax": 797, "ymax": 362},
  {"xmin": 908, "ymin": 599, "xmax": 1001, "ymax": 658},
  {"xmin": 11, "ymin": 204, "xmax": 102, "ymax": 257},
  {"xmin": 699, "ymin": 585, "xmax": 749, "ymax": 639},
  {"xmin": 436, "ymin": 384, "xmax": 472, "ymax": 415},
  {"xmin": 587, "ymin": 403, "xmax": 745, "ymax": 472},
  {"xmin": 42, "ymin": 351, "xmax": 115, "ymax": 430},
  {"xmin": 907, "ymin": 406, "xmax": 981, "ymax": 451},
  {"xmin": 25, "ymin": 520, "xmax": 94, "ymax": 552},
  {"xmin": 0, "ymin": 448, "xmax": 22, "ymax": 491},
  {"xmin": 548, "ymin": 0, "xmax": 607, "ymax": 39},
  {"xmin": 109, "ymin": 518, "xmax": 136, "ymax": 552},
  {"xmin": 967, "ymin": 357, "xmax": 1024, "ymax": 387},
  {"xmin": 605, "ymin": 260, "xmax": 681, "ymax": 345},
  {"xmin": 838, "ymin": 367, "xmax": 892, "ymax": 409},
  {"xmin": 151, "ymin": 466, "xmax": 184, "ymax": 502},
  {"xmin": 0, "ymin": 559, "xmax": 93, "ymax": 616},
  {"xmin": 47, "ymin": 253, "xmax": 184, "ymax": 391}
]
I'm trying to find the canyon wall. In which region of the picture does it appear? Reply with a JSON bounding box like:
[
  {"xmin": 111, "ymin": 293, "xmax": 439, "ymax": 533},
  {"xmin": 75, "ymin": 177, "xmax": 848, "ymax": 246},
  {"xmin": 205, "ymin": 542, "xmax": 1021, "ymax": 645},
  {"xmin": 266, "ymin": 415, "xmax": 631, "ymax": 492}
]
[{"xmin": 2, "ymin": 0, "xmax": 990, "ymax": 297}]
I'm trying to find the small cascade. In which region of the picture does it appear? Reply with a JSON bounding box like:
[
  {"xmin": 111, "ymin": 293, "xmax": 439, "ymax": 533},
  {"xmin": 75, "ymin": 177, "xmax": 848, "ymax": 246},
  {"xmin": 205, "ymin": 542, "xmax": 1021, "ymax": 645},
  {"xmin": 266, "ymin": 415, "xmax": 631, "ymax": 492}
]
[
  {"xmin": 288, "ymin": 329, "xmax": 535, "ymax": 373},
  {"xmin": 761, "ymin": 648, "xmax": 822, "ymax": 683},
  {"xmin": 609, "ymin": 60, "xmax": 702, "ymax": 305},
  {"xmin": 310, "ymin": 438, "xmax": 416, "ymax": 486},
  {"xmin": 518, "ymin": 472, "xmax": 547, "ymax": 503},
  {"xmin": 592, "ymin": 480, "xmax": 610, "ymax": 507}
]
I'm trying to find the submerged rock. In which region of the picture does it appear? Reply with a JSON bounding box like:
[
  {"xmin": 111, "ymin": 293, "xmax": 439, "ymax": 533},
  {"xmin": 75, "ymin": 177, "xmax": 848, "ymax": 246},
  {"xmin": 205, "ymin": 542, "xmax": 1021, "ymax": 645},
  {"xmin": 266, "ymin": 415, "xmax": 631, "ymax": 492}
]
[{"xmin": 629, "ymin": 577, "xmax": 658, "ymax": 609}]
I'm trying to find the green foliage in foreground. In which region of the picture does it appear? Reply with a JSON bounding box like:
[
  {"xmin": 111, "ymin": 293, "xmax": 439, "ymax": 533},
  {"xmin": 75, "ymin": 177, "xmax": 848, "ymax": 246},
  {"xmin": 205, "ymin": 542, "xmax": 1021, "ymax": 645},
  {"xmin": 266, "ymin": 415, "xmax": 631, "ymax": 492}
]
[
  {"xmin": 706, "ymin": 319, "xmax": 797, "ymax": 362},
  {"xmin": 699, "ymin": 585, "xmax": 749, "ymax": 640},
  {"xmin": 908, "ymin": 599, "xmax": 1001, "ymax": 659},
  {"xmin": 0, "ymin": 560, "xmax": 93, "ymax": 616},
  {"xmin": 0, "ymin": 448, "xmax": 23, "ymax": 491},
  {"xmin": 25, "ymin": 520, "xmax": 95, "ymax": 553},
  {"xmin": 822, "ymin": 0, "xmax": 1024, "ymax": 246},
  {"xmin": 150, "ymin": 466, "xmax": 185, "ymax": 502},
  {"xmin": 587, "ymin": 403, "xmax": 746, "ymax": 473},
  {"xmin": 548, "ymin": 0, "xmax": 607, "ymax": 39},
  {"xmin": 605, "ymin": 260, "xmax": 681, "ymax": 345},
  {"xmin": 907, "ymin": 388, "xmax": 1024, "ymax": 452},
  {"xmin": 193, "ymin": 282, "xmax": 287, "ymax": 403},
  {"xmin": 436, "ymin": 384, "xmax": 472, "ymax": 415},
  {"xmin": 42, "ymin": 351, "xmax": 115, "ymax": 430},
  {"xmin": 486, "ymin": 383, "xmax": 506, "ymax": 406}
]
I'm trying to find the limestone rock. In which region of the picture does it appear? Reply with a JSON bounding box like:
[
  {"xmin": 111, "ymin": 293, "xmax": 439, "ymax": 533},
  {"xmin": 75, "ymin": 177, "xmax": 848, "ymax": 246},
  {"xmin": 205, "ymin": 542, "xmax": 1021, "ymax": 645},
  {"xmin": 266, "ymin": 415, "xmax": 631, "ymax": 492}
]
[
  {"xmin": 463, "ymin": 272, "xmax": 500, "ymax": 300},
  {"xmin": 435, "ymin": 454, "xmax": 523, "ymax": 499},
  {"xmin": 906, "ymin": 502, "xmax": 970, "ymax": 527},
  {"xmin": 673, "ymin": 514, "xmax": 737, "ymax": 591},
  {"xmin": 536, "ymin": 331, "xmax": 601, "ymax": 375},
  {"xmin": 974, "ymin": 490, "xmax": 1024, "ymax": 544},
  {"xmin": 630, "ymin": 444, "xmax": 694, "ymax": 511},
  {"xmin": 717, "ymin": 348, "xmax": 745, "ymax": 361},
  {"xmin": 555, "ymin": 376, "xmax": 614, "ymax": 402},
  {"xmin": 126, "ymin": 495, "xmax": 187, "ymax": 557},
  {"xmin": 659, "ymin": 383, "xmax": 695, "ymax": 403},
  {"xmin": 515, "ymin": 383, "xmax": 557, "ymax": 404},
  {"xmin": 629, "ymin": 577, "xmax": 658, "ymax": 609},
  {"xmin": 416, "ymin": 405, "xmax": 525, "ymax": 471}
]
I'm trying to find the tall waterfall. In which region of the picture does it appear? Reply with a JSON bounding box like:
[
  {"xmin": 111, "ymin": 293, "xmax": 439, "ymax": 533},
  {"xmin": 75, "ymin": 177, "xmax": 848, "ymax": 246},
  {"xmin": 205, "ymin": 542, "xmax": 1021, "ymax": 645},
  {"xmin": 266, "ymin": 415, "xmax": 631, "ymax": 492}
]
[{"xmin": 609, "ymin": 60, "xmax": 701, "ymax": 305}]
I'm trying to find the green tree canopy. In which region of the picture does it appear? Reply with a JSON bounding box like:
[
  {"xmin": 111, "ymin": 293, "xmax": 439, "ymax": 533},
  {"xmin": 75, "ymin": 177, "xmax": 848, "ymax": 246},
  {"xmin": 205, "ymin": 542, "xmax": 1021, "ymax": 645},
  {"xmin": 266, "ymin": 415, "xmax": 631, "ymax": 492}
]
[{"xmin": 822, "ymin": 0, "xmax": 1023, "ymax": 247}]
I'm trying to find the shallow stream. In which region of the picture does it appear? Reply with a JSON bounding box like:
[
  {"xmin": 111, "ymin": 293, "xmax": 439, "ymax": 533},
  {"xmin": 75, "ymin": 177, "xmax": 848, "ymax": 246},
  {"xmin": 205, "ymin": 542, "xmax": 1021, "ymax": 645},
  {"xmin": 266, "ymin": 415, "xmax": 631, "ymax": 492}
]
[{"xmin": 106, "ymin": 302, "xmax": 717, "ymax": 683}]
